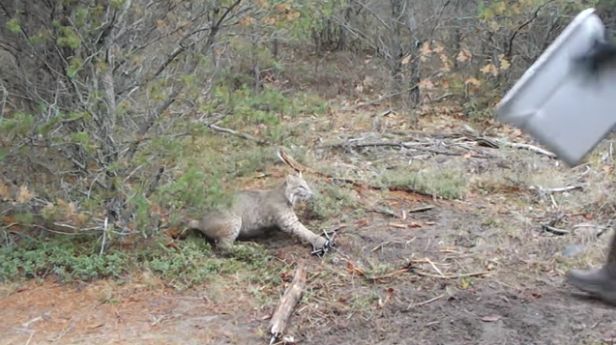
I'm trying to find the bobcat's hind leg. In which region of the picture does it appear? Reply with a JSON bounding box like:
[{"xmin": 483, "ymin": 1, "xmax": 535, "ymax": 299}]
[{"xmin": 199, "ymin": 213, "xmax": 242, "ymax": 252}]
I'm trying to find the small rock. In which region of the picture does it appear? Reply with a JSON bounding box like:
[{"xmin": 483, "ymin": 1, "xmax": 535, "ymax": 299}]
[{"xmin": 563, "ymin": 244, "xmax": 585, "ymax": 257}]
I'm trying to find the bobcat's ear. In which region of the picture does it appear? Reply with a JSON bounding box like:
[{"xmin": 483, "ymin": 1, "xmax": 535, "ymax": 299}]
[{"xmin": 284, "ymin": 181, "xmax": 296, "ymax": 206}]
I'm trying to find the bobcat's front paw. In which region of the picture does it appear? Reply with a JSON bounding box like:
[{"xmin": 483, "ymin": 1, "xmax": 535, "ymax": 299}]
[{"xmin": 310, "ymin": 235, "xmax": 331, "ymax": 257}]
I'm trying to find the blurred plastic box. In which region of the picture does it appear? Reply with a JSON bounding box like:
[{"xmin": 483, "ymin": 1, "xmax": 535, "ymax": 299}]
[{"xmin": 496, "ymin": 8, "xmax": 616, "ymax": 166}]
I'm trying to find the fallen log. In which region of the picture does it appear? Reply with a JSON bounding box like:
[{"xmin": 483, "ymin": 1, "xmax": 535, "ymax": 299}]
[{"xmin": 269, "ymin": 264, "xmax": 306, "ymax": 345}]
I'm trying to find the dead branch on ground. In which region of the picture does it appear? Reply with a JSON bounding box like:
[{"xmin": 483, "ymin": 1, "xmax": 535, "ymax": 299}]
[
  {"xmin": 409, "ymin": 205, "xmax": 435, "ymax": 213},
  {"xmin": 407, "ymin": 293, "xmax": 445, "ymax": 310},
  {"xmin": 269, "ymin": 264, "xmax": 306, "ymax": 345},
  {"xmin": 412, "ymin": 270, "xmax": 489, "ymax": 279},
  {"xmin": 320, "ymin": 133, "xmax": 558, "ymax": 160},
  {"xmin": 530, "ymin": 184, "xmax": 584, "ymax": 194},
  {"xmin": 492, "ymin": 139, "xmax": 556, "ymax": 158},
  {"xmin": 320, "ymin": 139, "xmax": 492, "ymax": 158},
  {"xmin": 207, "ymin": 124, "xmax": 271, "ymax": 145},
  {"xmin": 542, "ymin": 224, "xmax": 570, "ymax": 235}
]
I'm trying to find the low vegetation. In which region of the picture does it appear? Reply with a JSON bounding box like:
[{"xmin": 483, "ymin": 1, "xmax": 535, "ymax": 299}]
[{"xmin": 4, "ymin": 1, "xmax": 616, "ymax": 343}]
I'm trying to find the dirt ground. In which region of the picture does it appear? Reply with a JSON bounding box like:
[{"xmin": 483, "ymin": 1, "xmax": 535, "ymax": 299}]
[{"xmin": 3, "ymin": 111, "xmax": 616, "ymax": 345}]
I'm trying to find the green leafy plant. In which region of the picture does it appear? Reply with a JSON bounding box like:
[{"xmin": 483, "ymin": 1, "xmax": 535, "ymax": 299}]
[{"xmin": 0, "ymin": 236, "xmax": 128, "ymax": 282}]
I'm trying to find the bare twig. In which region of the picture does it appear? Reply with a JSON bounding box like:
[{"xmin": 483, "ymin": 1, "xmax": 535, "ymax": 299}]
[
  {"xmin": 100, "ymin": 217, "xmax": 109, "ymax": 256},
  {"xmin": 413, "ymin": 270, "xmax": 489, "ymax": 279},
  {"xmin": 542, "ymin": 224, "xmax": 570, "ymax": 235},
  {"xmin": 22, "ymin": 316, "xmax": 43, "ymax": 328},
  {"xmin": 269, "ymin": 264, "xmax": 306, "ymax": 345},
  {"xmin": 496, "ymin": 139, "xmax": 556, "ymax": 158},
  {"xmin": 277, "ymin": 147, "xmax": 304, "ymax": 172},
  {"xmin": 321, "ymin": 138, "xmax": 493, "ymax": 158},
  {"xmin": 0, "ymin": 79, "xmax": 7, "ymax": 117},
  {"xmin": 207, "ymin": 124, "xmax": 271, "ymax": 145},
  {"xmin": 425, "ymin": 258, "xmax": 445, "ymax": 278},
  {"xmin": 24, "ymin": 331, "xmax": 35, "ymax": 345},
  {"xmin": 369, "ymin": 206, "xmax": 399, "ymax": 218},
  {"xmin": 573, "ymin": 223, "xmax": 612, "ymax": 237},
  {"xmin": 31, "ymin": 225, "xmax": 81, "ymax": 236},
  {"xmin": 407, "ymin": 293, "xmax": 445, "ymax": 310},
  {"xmin": 322, "ymin": 224, "xmax": 347, "ymax": 237},
  {"xmin": 408, "ymin": 205, "xmax": 435, "ymax": 213},
  {"xmin": 531, "ymin": 184, "xmax": 584, "ymax": 194},
  {"xmin": 505, "ymin": 0, "xmax": 555, "ymax": 59},
  {"xmin": 371, "ymin": 241, "xmax": 391, "ymax": 252}
]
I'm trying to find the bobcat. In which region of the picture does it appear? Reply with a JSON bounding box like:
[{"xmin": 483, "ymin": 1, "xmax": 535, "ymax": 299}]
[{"xmin": 188, "ymin": 173, "xmax": 330, "ymax": 255}]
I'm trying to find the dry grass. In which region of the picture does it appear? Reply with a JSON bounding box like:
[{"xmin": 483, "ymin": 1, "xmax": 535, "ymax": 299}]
[{"xmin": 4, "ymin": 107, "xmax": 616, "ymax": 344}]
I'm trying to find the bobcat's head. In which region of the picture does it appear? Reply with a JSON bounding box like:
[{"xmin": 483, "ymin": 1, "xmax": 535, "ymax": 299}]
[{"xmin": 284, "ymin": 173, "xmax": 313, "ymax": 206}]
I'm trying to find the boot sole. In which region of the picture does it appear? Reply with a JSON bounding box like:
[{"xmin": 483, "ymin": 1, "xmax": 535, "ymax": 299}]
[{"xmin": 566, "ymin": 272, "xmax": 616, "ymax": 305}]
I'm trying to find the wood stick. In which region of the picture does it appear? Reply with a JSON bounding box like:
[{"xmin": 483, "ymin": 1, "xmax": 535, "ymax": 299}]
[
  {"xmin": 269, "ymin": 264, "xmax": 306, "ymax": 345},
  {"xmin": 542, "ymin": 224, "xmax": 570, "ymax": 235},
  {"xmin": 413, "ymin": 270, "xmax": 488, "ymax": 279},
  {"xmin": 408, "ymin": 205, "xmax": 435, "ymax": 213},
  {"xmin": 531, "ymin": 184, "xmax": 584, "ymax": 194},
  {"xmin": 496, "ymin": 140, "xmax": 556, "ymax": 158},
  {"xmin": 207, "ymin": 123, "xmax": 271, "ymax": 145},
  {"xmin": 407, "ymin": 293, "xmax": 445, "ymax": 310}
]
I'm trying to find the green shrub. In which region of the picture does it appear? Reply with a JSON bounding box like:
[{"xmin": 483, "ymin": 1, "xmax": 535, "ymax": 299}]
[
  {"xmin": 0, "ymin": 233, "xmax": 276, "ymax": 289},
  {"xmin": 0, "ymin": 236, "xmax": 127, "ymax": 282}
]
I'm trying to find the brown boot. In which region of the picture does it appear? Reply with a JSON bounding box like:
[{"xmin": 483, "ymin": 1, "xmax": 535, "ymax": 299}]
[{"xmin": 566, "ymin": 233, "xmax": 616, "ymax": 304}]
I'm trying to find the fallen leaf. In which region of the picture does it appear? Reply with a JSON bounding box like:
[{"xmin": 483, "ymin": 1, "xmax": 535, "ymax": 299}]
[
  {"xmin": 401, "ymin": 54, "xmax": 412, "ymax": 65},
  {"xmin": 456, "ymin": 48, "xmax": 472, "ymax": 63},
  {"xmin": 275, "ymin": 3, "xmax": 291, "ymax": 12},
  {"xmin": 16, "ymin": 185, "xmax": 34, "ymax": 203},
  {"xmin": 418, "ymin": 79, "xmax": 435, "ymax": 90},
  {"xmin": 165, "ymin": 242, "xmax": 179, "ymax": 250},
  {"xmin": 385, "ymin": 287, "xmax": 394, "ymax": 303},
  {"xmin": 419, "ymin": 42, "xmax": 432, "ymax": 61},
  {"xmin": 480, "ymin": 63, "xmax": 498, "ymax": 77},
  {"xmin": 439, "ymin": 54, "xmax": 451, "ymax": 72},
  {"xmin": 87, "ymin": 322, "xmax": 105, "ymax": 329},
  {"xmin": 239, "ymin": 16, "xmax": 256, "ymax": 27},
  {"xmin": 0, "ymin": 181, "xmax": 10, "ymax": 200},
  {"xmin": 355, "ymin": 219, "xmax": 369, "ymax": 227},
  {"xmin": 499, "ymin": 54, "xmax": 510, "ymax": 71},
  {"xmin": 2, "ymin": 215, "xmax": 16, "ymax": 225},
  {"xmin": 280, "ymin": 271, "xmax": 293, "ymax": 283},
  {"xmin": 464, "ymin": 78, "xmax": 481, "ymax": 87},
  {"xmin": 481, "ymin": 315, "xmax": 502, "ymax": 322},
  {"xmin": 346, "ymin": 261, "xmax": 365, "ymax": 276}
]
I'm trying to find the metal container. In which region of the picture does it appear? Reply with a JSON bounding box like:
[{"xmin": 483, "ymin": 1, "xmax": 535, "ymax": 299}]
[{"xmin": 496, "ymin": 8, "xmax": 616, "ymax": 166}]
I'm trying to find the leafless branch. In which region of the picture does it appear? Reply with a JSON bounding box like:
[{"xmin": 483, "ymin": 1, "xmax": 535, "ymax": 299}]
[
  {"xmin": 207, "ymin": 123, "xmax": 271, "ymax": 145},
  {"xmin": 506, "ymin": 0, "xmax": 555, "ymax": 59}
]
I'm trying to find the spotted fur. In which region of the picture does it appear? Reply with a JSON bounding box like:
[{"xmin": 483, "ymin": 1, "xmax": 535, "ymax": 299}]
[{"xmin": 188, "ymin": 174, "xmax": 327, "ymax": 252}]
